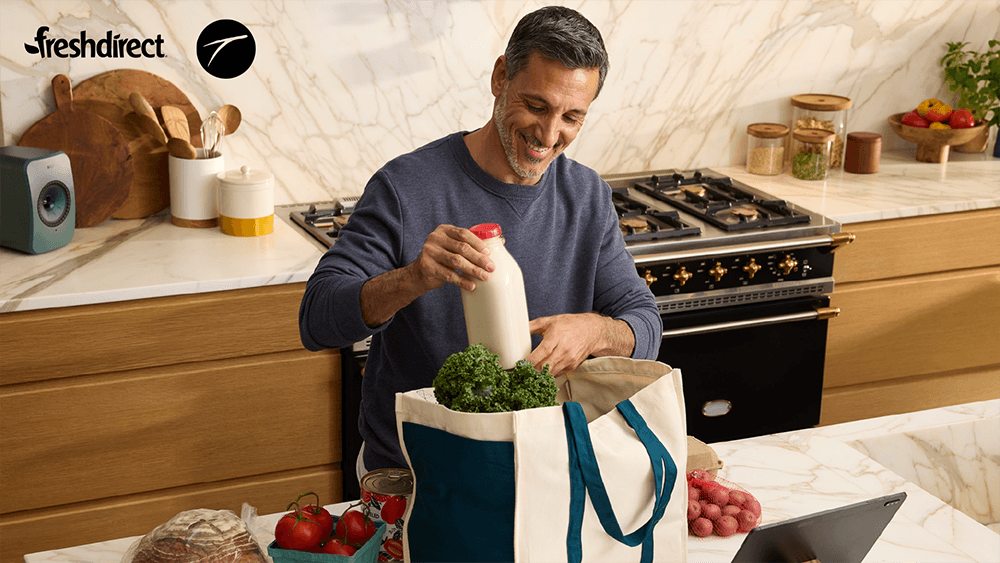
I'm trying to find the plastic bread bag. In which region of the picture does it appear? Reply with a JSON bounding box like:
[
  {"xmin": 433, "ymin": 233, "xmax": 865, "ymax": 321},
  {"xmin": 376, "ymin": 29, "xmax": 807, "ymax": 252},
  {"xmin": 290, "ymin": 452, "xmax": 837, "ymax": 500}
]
[{"xmin": 122, "ymin": 507, "xmax": 270, "ymax": 563}]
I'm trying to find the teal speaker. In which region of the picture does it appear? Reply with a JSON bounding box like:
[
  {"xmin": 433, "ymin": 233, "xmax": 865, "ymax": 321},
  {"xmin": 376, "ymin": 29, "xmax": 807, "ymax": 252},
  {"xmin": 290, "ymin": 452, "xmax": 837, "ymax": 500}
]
[{"xmin": 1, "ymin": 146, "xmax": 75, "ymax": 254}]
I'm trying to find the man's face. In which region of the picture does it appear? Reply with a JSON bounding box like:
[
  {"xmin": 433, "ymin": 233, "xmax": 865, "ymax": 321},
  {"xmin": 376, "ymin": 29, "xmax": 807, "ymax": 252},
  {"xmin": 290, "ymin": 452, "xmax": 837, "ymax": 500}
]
[{"xmin": 491, "ymin": 52, "xmax": 600, "ymax": 184}]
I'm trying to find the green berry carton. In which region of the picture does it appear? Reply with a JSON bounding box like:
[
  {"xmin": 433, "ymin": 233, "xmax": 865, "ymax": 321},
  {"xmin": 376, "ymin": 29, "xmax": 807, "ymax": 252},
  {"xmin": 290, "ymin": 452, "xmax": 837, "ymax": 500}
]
[{"xmin": 268, "ymin": 517, "xmax": 386, "ymax": 563}]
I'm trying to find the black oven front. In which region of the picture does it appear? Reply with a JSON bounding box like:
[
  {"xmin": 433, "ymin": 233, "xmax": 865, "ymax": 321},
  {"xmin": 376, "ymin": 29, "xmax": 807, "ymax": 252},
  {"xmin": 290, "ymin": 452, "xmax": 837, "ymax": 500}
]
[{"xmin": 656, "ymin": 294, "xmax": 835, "ymax": 443}]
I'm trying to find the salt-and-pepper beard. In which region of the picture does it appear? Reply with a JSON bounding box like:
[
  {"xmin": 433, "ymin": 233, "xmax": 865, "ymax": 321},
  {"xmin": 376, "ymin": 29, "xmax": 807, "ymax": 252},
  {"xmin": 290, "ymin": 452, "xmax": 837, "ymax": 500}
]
[{"xmin": 494, "ymin": 84, "xmax": 545, "ymax": 180}]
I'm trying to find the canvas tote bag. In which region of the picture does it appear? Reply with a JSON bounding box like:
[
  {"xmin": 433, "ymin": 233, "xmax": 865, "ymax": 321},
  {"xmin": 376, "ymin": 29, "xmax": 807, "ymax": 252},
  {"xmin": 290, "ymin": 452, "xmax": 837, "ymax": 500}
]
[{"xmin": 396, "ymin": 357, "xmax": 687, "ymax": 563}]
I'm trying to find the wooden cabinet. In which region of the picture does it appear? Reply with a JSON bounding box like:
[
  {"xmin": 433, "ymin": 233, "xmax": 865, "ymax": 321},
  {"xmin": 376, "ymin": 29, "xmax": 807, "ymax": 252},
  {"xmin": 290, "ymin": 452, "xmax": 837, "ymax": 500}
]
[
  {"xmin": 0, "ymin": 284, "xmax": 342, "ymax": 562},
  {"xmin": 820, "ymin": 208, "xmax": 1000, "ymax": 425}
]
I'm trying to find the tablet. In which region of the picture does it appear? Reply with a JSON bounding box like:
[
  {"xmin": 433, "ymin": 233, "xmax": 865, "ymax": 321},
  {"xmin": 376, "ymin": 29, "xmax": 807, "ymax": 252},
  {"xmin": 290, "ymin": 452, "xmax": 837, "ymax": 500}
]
[{"xmin": 731, "ymin": 492, "xmax": 907, "ymax": 563}]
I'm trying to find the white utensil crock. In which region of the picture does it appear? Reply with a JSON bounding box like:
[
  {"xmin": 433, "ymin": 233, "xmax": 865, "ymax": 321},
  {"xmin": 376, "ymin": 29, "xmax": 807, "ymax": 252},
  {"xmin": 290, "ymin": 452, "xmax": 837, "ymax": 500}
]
[{"xmin": 169, "ymin": 149, "xmax": 224, "ymax": 228}]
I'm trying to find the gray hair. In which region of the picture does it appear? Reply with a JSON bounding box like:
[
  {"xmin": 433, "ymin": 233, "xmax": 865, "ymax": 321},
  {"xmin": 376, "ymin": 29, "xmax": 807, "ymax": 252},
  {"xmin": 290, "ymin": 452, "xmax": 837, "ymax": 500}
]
[{"xmin": 503, "ymin": 6, "xmax": 609, "ymax": 99}]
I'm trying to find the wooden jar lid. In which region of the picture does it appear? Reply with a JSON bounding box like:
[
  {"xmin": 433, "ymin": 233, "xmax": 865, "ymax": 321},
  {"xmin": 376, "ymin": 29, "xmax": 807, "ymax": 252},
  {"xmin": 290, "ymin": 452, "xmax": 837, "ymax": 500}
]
[
  {"xmin": 847, "ymin": 131, "xmax": 882, "ymax": 144},
  {"xmin": 747, "ymin": 123, "xmax": 789, "ymax": 138},
  {"xmin": 792, "ymin": 128, "xmax": 836, "ymax": 144},
  {"xmin": 791, "ymin": 94, "xmax": 852, "ymax": 111}
]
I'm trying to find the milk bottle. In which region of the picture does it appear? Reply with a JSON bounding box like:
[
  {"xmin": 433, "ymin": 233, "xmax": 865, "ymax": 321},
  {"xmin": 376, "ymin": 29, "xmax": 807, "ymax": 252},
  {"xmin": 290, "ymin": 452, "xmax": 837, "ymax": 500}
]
[{"xmin": 461, "ymin": 223, "xmax": 532, "ymax": 369}]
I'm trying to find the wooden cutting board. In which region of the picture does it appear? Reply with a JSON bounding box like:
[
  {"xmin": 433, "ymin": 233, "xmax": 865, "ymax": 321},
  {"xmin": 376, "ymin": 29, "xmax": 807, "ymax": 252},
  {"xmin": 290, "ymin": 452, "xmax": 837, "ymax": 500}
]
[
  {"xmin": 18, "ymin": 75, "xmax": 134, "ymax": 229},
  {"xmin": 72, "ymin": 69, "xmax": 202, "ymax": 219}
]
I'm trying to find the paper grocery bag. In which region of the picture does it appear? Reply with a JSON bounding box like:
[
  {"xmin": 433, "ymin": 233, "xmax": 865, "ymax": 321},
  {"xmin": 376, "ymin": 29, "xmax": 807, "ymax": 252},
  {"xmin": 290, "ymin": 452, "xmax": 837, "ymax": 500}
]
[{"xmin": 396, "ymin": 357, "xmax": 687, "ymax": 563}]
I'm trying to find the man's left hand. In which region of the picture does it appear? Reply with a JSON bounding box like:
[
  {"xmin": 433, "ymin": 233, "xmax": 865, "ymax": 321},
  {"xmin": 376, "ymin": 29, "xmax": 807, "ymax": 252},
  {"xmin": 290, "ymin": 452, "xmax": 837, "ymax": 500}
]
[{"xmin": 527, "ymin": 312, "xmax": 634, "ymax": 375}]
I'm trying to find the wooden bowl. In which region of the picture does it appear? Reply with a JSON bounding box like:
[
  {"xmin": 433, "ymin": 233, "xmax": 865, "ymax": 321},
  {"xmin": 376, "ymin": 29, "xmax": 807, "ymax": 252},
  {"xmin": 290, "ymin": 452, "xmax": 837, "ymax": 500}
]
[{"xmin": 888, "ymin": 112, "xmax": 988, "ymax": 163}]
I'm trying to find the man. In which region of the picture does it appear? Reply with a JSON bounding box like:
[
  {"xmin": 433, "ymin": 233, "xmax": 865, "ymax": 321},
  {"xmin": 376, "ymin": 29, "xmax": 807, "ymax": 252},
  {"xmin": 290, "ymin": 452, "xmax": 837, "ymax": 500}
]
[{"xmin": 299, "ymin": 6, "xmax": 661, "ymax": 474}]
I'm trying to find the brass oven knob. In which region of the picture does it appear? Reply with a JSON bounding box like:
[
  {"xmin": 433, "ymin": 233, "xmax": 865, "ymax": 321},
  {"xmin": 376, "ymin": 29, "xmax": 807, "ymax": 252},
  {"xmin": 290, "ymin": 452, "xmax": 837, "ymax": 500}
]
[
  {"xmin": 673, "ymin": 267, "xmax": 692, "ymax": 286},
  {"xmin": 742, "ymin": 258, "xmax": 761, "ymax": 279},
  {"xmin": 778, "ymin": 255, "xmax": 798, "ymax": 275},
  {"xmin": 709, "ymin": 262, "xmax": 728, "ymax": 282},
  {"xmin": 642, "ymin": 269, "xmax": 658, "ymax": 287}
]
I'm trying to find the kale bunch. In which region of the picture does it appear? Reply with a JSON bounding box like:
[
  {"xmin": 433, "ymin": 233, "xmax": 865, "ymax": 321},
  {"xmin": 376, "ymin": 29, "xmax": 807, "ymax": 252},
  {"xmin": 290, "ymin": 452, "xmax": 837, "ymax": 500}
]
[{"xmin": 432, "ymin": 343, "xmax": 559, "ymax": 413}]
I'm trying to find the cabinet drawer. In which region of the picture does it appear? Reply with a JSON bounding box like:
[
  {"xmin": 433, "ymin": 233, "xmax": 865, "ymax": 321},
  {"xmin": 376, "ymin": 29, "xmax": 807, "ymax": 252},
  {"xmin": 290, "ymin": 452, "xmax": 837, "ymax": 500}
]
[
  {"xmin": 0, "ymin": 466, "xmax": 341, "ymax": 563},
  {"xmin": 820, "ymin": 364, "xmax": 1000, "ymax": 426},
  {"xmin": 0, "ymin": 284, "xmax": 310, "ymax": 385},
  {"xmin": 0, "ymin": 349, "xmax": 340, "ymax": 513},
  {"xmin": 833, "ymin": 208, "xmax": 1000, "ymax": 283},
  {"xmin": 824, "ymin": 267, "xmax": 1000, "ymax": 388}
]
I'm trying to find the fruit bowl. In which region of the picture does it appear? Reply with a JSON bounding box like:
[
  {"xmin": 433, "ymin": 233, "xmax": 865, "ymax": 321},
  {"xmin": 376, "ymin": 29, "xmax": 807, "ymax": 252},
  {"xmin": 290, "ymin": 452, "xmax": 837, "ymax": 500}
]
[{"xmin": 888, "ymin": 112, "xmax": 988, "ymax": 163}]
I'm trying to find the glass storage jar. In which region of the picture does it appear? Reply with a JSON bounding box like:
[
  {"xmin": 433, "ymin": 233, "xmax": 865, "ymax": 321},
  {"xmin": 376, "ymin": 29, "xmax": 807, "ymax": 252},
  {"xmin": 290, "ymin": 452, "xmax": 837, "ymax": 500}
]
[
  {"xmin": 790, "ymin": 93, "xmax": 851, "ymax": 169},
  {"xmin": 791, "ymin": 128, "xmax": 834, "ymax": 181},
  {"xmin": 746, "ymin": 123, "xmax": 788, "ymax": 175}
]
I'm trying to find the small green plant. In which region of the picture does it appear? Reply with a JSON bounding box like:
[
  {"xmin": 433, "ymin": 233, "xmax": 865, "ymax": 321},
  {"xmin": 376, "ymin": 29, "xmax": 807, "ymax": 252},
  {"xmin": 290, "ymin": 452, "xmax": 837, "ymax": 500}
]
[{"xmin": 941, "ymin": 40, "xmax": 1000, "ymax": 129}]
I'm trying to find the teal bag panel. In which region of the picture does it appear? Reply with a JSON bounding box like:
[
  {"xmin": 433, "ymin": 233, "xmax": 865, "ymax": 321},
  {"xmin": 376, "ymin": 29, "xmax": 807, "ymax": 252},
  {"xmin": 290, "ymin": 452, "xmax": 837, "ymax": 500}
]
[{"xmin": 401, "ymin": 422, "xmax": 516, "ymax": 563}]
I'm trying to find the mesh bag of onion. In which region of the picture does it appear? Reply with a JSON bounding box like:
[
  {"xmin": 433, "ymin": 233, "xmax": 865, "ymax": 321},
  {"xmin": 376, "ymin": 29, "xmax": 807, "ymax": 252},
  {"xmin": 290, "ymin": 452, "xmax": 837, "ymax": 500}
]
[{"xmin": 686, "ymin": 469, "xmax": 762, "ymax": 538}]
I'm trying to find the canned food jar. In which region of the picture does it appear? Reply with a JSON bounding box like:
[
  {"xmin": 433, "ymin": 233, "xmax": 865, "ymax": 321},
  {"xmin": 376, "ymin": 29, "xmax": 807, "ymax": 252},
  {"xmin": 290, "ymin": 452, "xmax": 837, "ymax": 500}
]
[
  {"xmin": 361, "ymin": 468, "xmax": 413, "ymax": 562},
  {"xmin": 791, "ymin": 128, "xmax": 835, "ymax": 181},
  {"xmin": 746, "ymin": 123, "xmax": 789, "ymax": 175},
  {"xmin": 790, "ymin": 94, "xmax": 851, "ymax": 169},
  {"xmin": 217, "ymin": 165, "xmax": 274, "ymax": 236}
]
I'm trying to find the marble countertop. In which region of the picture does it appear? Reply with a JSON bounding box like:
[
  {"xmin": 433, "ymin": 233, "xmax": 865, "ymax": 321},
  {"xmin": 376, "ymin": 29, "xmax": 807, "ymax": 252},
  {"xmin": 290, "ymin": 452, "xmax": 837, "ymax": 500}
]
[
  {"xmin": 2, "ymin": 150, "xmax": 997, "ymax": 314},
  {"xmin": 713, "ymin": 149, "xmax": 1000, "ymax": 224},
  {"xmin": 0, "ymin": 208, "xmax": 326, "ymax": 313},
  {"xmin": 23, "ymin": 399, "xmax": 1000, "ymax": 562}
]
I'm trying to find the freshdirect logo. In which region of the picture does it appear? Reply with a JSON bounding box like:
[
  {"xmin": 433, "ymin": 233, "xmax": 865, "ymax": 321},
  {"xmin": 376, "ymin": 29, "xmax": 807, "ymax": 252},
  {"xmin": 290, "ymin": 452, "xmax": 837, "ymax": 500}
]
[
  {"xmin": 197, "ymin": 19, "xmax": 255, "ymax": 79},
  {"xmin": 24, "ymin": 26, "xmax": 165, "ymax": 59}
]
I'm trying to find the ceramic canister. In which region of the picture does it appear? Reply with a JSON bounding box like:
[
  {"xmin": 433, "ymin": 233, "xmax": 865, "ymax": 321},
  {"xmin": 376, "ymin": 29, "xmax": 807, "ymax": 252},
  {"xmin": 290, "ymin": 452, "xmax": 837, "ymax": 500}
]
[
  {"xmin": 169, "ymin": 149, "xmax": 224, "ymax": 228},
  {"xmin": 217, "ymin": 165, "xmax": 274, "ymax": 236}
]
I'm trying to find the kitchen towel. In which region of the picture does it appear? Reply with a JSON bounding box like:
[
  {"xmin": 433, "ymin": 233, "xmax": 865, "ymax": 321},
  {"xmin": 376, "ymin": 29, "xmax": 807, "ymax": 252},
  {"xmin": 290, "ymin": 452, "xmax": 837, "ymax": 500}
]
[{"xmin": 396, "ymin": 357, "xmax": 687, "ymax": 563}]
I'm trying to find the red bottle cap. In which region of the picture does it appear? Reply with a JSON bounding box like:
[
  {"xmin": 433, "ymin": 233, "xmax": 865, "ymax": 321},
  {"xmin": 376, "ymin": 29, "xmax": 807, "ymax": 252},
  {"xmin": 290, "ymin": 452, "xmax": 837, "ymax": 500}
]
[{"xmin": 470, "ymin": 223, "xmax": 502, "ymax": 240}]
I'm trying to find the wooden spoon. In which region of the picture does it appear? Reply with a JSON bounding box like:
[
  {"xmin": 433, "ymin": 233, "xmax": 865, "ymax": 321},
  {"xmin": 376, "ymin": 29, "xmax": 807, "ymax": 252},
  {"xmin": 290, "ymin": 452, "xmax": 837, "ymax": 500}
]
[
  {"xmin": 167, "ymin": 137, "xmax": 198, "ymax": 159},
  {"xmin": 161, "ymin": 105, "xmax": 190, "ymax": 141},
  {"xmin": 128, "ymin": 92, "xmax": 168, "ymax": 145},
  {"xmin": 125, "ymin": 112, "xmax": 168, "ymax": 146},
  {"xmin": 218, "ymin": 104, "xmax": 241, "ymax": 134}
]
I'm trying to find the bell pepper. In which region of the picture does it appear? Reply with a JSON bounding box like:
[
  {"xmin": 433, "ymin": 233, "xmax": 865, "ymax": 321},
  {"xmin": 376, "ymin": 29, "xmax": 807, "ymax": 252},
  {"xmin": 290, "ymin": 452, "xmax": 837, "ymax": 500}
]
[
  {"xmin": 925, "ymin": 103, "xmax": 953, "ymax": 123},
  {"xmin": 929, "ymin": 122, "xmax": 952, "ymax": 129},
  {"xmin": 916, "ymin": 98, "xmax": 945, "ymax": 117}
]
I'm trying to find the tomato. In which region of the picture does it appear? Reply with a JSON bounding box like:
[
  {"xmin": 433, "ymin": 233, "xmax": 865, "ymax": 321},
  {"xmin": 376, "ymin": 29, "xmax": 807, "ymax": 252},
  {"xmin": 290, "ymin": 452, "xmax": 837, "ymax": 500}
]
[
  {"xmin": 900, "ymin": 110, "xmax": 930, "ymax": 128},
  {"xmin": 949, "ymin": 108, "xmax": 975, "ymax": 129},
  {"xmin": 320, "ymin": 538, "xmax": 357, "ymax": 555},
  {"xmin": 302, "ymin": 503, "xmax": 334, "ymax": 539},
  {"xmin": 274, "ymin": 510, "xmax": 325, "ymax": 551},
  {"xmin": 380, "ymin": 495, "xmax": 407, "ymax": 525},
  {"xmin": 335, "ymin": 508, "xmax": 378, "ymax": 546}
]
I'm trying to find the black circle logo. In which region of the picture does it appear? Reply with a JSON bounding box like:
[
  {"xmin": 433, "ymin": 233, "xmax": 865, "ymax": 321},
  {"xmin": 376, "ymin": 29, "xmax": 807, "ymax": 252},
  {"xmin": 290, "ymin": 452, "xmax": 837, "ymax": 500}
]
[{"xmin": 197, "ymin": 19, "xmax": 255, "ymax": 79}]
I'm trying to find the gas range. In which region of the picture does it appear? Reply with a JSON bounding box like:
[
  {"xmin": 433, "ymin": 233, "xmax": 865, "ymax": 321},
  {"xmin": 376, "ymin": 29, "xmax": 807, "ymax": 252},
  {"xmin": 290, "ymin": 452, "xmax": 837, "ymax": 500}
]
[{"xmin": 280, "ymin": 169, "xmax": 853, "ymax": 313}]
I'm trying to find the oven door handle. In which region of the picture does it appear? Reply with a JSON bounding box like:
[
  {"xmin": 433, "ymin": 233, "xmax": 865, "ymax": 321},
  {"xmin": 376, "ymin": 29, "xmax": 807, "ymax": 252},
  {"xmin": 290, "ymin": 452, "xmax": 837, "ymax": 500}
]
[
  {"xmin": 633, "ymin": 232, "xmax": 855, "ymax": 265},
  {"xmin": 661, "ymin": 306, "xmax": 840, "ymax": 338}
]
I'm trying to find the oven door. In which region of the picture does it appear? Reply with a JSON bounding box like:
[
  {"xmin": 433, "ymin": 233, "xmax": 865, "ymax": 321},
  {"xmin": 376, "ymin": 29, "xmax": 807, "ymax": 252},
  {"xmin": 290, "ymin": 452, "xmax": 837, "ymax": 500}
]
[{"xmin": 657, "ymin": 295, "xmax": 836, "ymax": 444}]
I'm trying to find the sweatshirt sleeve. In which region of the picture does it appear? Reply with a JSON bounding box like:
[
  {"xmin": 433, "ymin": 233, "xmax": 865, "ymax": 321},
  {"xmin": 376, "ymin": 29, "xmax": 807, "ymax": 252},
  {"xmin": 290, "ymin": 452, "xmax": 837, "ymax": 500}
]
[
  {"xmin": 298, "ymin": 172, "xmax": 403, "ymax": 351},
  {"xmin": 591, "ymin": 189, "xmax": 662, "ymax": 360}
]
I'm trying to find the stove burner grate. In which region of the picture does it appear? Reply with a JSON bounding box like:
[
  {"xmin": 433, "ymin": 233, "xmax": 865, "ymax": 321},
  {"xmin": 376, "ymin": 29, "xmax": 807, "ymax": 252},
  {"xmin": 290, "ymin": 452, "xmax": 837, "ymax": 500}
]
[
  {"xmin": 632, "ymin": 172, "xmax": 810, "ymax": 232},
  {"xmin": 612, "ymin": 189, "xmax": 701, "ymax": 242}
]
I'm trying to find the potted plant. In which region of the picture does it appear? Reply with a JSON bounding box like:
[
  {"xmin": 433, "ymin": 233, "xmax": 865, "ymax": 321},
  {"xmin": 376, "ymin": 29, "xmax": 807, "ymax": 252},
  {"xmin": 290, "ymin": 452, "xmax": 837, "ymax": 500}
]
[{"xmin": 940, "ymin": 39, "xmax": 1000, "ymax": 156}]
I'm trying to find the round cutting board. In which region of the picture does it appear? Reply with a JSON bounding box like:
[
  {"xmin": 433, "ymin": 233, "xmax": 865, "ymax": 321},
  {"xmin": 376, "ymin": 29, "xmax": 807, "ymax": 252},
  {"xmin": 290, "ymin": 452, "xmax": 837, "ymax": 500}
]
[
  {"xmin": 72, "ymin": 69, "xmax": 202, "ymax": 219},
  {"xmin": 18, "ymin": 74, "xmax": 134, "ymax": 228}
]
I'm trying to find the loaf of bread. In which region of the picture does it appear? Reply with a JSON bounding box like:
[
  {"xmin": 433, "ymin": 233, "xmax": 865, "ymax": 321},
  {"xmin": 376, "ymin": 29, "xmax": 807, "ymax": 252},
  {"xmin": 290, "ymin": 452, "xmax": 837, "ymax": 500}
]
[{"xmin": 123, "ymin": 509, "xmax": 267, "ymax": 563}]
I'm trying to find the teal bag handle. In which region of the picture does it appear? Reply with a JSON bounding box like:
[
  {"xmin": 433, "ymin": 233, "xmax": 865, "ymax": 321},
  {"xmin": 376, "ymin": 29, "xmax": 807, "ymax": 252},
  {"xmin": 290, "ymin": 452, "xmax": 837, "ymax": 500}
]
[{"xmin": 563, "ymin": 399, "xmax": 677, "ymax": 563}]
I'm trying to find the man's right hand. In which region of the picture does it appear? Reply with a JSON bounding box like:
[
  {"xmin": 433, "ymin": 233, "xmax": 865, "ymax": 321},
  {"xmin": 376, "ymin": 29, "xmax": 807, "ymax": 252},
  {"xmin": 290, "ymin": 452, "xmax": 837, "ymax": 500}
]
[
  {"xmin": 359, "ymin": 224, "xmax": 494, "ymax": 327},
  {"xmin": 410, "ymin": 224, "xmax": 495, "ymax": 292}
]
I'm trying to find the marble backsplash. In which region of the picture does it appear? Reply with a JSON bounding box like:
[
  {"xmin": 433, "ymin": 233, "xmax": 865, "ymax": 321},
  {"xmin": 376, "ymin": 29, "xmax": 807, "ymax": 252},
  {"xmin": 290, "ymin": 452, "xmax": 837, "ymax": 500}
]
[{"xmin": 2, "ymin": 0, "xmax": 998, "ymax": 206}]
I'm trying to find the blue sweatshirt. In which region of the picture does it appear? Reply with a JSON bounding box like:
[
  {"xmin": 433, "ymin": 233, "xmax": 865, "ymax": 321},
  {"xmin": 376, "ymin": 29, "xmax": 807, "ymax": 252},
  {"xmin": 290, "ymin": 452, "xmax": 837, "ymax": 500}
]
[{"xmin": 299, "ymin": 131, "xmax": 661, "ymax": 469}]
